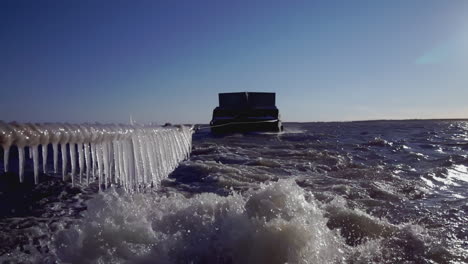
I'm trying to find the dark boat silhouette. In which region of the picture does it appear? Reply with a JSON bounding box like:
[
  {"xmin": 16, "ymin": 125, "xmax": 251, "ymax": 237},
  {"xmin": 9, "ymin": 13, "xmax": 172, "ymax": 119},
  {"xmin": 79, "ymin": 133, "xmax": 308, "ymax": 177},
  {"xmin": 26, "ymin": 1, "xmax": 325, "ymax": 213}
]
[{"xmin": 210, "ymin": 92, "xmax": 283, "ymax": 133}]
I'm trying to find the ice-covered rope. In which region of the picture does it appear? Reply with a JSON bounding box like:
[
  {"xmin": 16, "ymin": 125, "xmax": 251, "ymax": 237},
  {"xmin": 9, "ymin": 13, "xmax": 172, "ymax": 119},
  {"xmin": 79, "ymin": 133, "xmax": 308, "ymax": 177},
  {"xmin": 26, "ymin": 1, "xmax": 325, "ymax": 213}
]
[{"xmin": 0, "ymin": 122, "xmax": 193, "ymax": 192}]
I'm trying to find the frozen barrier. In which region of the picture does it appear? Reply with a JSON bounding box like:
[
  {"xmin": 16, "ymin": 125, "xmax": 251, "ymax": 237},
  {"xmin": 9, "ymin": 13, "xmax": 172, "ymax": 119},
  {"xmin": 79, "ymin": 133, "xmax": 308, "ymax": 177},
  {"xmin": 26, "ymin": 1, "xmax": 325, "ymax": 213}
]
[{"xmin": 0, "ymin": 122, "xmax": 193, "ymax": 191}]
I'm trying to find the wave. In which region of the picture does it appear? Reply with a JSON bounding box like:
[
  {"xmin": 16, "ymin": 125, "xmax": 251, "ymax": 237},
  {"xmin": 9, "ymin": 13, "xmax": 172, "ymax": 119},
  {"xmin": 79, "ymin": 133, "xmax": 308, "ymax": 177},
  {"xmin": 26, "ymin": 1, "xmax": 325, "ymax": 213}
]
[
  {"xmin": 46, "ymin": 179, "xmax": 455, "ymax": 264},
  {"xmin": 52, "ymin": 179, "xmax": 345, "ymax": 264}
]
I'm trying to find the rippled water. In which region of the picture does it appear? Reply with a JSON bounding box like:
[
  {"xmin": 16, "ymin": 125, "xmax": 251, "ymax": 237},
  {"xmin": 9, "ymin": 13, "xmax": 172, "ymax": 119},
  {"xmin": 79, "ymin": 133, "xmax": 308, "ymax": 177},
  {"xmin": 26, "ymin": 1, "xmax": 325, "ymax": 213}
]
[{"xmin": 1, "ymin": 120, "xmax": 467, "ymax": 263}]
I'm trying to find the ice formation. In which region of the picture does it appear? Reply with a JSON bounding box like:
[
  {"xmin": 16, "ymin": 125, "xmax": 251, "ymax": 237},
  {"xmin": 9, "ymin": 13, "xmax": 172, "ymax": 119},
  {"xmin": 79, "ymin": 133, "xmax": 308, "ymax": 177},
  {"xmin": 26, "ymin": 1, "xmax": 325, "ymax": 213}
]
[{"xmin": 0, "ymin": 121, "xmax": 193, "ymax": 191}]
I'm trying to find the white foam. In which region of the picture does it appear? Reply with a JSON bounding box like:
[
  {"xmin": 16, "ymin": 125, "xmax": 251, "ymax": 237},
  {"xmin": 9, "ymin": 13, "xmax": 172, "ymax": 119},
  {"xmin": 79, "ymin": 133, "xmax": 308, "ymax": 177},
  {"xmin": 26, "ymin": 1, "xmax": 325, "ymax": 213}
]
[{"xmin": 52, "ymin": 179, "xmax": 346, "ymax": 264}]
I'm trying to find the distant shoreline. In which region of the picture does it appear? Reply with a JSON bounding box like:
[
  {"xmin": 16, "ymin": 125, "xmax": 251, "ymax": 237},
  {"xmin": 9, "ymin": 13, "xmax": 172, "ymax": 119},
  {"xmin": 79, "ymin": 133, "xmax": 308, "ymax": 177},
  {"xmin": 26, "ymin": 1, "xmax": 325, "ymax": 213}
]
[
  {"xmin": 285, "ymin": 118, "xmax": 468, "ymax": 124},
  {"xmin": 194, "ymin": 118, "xmax": 468, "ymax": 126}
]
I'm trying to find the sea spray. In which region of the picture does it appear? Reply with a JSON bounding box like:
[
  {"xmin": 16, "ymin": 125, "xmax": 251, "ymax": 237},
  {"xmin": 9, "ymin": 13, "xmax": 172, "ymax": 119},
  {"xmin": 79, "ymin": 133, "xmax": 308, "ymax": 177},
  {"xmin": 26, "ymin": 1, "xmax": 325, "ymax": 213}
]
[{"xmin": 53, "ymin": 179, "xmax": 346, "ymax": 264}]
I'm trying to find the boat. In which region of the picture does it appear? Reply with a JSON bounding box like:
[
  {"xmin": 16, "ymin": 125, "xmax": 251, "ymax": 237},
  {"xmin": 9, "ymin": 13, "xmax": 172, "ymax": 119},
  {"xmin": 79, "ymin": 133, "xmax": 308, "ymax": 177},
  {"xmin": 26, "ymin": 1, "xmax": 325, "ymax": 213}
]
[{"xmin": 210, "ymin": 92, "xmax": 283, "ymax": 133}]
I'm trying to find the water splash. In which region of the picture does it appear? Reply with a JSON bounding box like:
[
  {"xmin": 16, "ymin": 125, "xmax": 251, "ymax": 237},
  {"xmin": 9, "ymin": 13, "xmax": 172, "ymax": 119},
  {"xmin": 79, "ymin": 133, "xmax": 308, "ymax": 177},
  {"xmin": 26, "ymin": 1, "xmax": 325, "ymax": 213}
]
[
  {"xmin": 0, "ymin": 122, "xmax": 193, "ymax": 191},
  {"xmin": 52, "ymin": 179, "xmax": 346, "ymax": 264}
]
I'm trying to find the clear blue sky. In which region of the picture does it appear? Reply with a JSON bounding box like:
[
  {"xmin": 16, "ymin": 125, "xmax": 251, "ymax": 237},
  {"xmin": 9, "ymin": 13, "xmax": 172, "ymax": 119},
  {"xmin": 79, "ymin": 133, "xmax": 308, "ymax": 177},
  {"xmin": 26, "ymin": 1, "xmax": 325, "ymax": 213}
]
[{"xmin": 1, "ymin": 0, "xmax": 467, "ymax": 124}]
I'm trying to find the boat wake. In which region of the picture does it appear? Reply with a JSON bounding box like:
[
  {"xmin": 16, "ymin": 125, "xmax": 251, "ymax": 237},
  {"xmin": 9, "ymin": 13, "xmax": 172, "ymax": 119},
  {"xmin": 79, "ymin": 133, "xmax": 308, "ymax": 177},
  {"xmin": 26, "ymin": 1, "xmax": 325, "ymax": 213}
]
[
  {"xmin": 53, "ymin": 179, "xmax": 344, "ymax": 264},
  {"xmin": 46, "ymin": 179, "xmax": 446, "ymax": 264}
]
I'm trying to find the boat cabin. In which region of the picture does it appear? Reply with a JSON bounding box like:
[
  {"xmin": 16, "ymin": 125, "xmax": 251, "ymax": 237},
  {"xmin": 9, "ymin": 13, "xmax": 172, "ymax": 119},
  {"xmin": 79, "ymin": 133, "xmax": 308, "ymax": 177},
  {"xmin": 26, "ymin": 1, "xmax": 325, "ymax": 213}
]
[{"xmin": 210, "ymin": 92, "xmax": 283, "ymax": 133}]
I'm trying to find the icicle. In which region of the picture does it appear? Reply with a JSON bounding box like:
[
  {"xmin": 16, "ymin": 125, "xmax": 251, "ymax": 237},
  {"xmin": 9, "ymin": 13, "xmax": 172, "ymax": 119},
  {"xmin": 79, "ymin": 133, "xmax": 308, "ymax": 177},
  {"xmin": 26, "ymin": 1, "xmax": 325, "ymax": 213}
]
[
  {"xmin": 172, "ymin": 133, "xmax": 182, "ymax": 161},
  {"xmin": 121, "ymin": 141, "xmax": 129, "ymax": 191},
  {"xmin": 128, "ymin": 139, "xmax": 134, "ymax": 191},
  {"xmin": 154, "ymin": 133, "xmax": 164, "ymax": 184},
  {"xmin": 3, "ymin": 145, "xmax": 10, "ymax": 173},
  {"xmin": 126, "ymin": 139, "xmax": 132, "ymax": 191},
  {"xmin": 146, "ymin": 134, "xmax": 156, "ymax": 184},
  {"xmin": 69, "ymin": 143, "xmax": 76, "ymax": 186},
  {"xmin": 96, "ymin": 143, "xmax": 103, "ymax": 191},
  {"xmin": 151, "ymin": 133, "xmax": 160, "ymax": 182},
  {"xmin": 91, "ymin": 143, "xmax": 97, "ymax": 179},
  {"xmin": 126, "ymin": 140, "xmax": 134, "ymax": 191},
  {"xmin": 52, "ymin": 143, "xmax": 58, "ymax": 173},
  {"xmin": 32, "ymin": 124, "xmax": 50, "ymax": 175},
  {"xmin": 107, "ymin": 142, "xmax": 114, "ymax": 185},
  {"xmin": 32, "ymin": 145, "xmax": 39, "ymax": 184},
  {"xmin": 103, "ymin": 142, "xmax": 109, "ymax": 189},
  {"xmin": 113, "ymin": 141, "xmax": 120, "ymax": 185},
  {"xmin": 18, "ymin": 147, "xmax": 25, "ymax": 183},
  {"xmin": 77, "ymin": 143, "xmax": 84, "ymax": 183},
  {"xmin": 132, "ymin": 136, "xmax": 142, "ymax": 185},
  {"xmin": 118, "ymin": 141, "xmax": 125, "ymax": 186},
  {"xmin": 180, "ymin": 128, "xmax": 189, "ymax": 159},
  {"xmin": 42, "ymin": 144, "xmax": 48, "ymax": 173},
  {"xmin": 165, "ymin": 131, "xmax": 175, "ymax": 172},
  {"xmin": 159, "ymin": 132, "xmax": 171, "ymax": 175},
  {"xmin": 138, "ymin": 136, "xmax": 149, "ymax": 185},
  {"xmin": 179, "ymin": 134, "xmax": 187, "ymax": 159},
  {"xmin": 0, "ymin": 121, "xmax": 14, "ymax": 172},
  {"xmin": 170, "ymin": 132, "xmax": 182, "ymax": 166},
  {"xmin": 84, "ymin": 143, "xmax": 91, "ymax": 185},
  {"xmin": 61, "ymin": 143, "xmax": 68, "ymax": 181}
]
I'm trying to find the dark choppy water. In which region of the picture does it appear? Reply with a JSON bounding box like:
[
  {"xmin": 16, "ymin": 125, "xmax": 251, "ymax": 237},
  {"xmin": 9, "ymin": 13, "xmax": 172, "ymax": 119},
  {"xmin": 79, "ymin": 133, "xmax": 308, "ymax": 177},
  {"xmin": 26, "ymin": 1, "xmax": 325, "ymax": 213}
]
[{"xmin": 1, "ymin": 120, "xmax": 467, "ymax": 263}]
